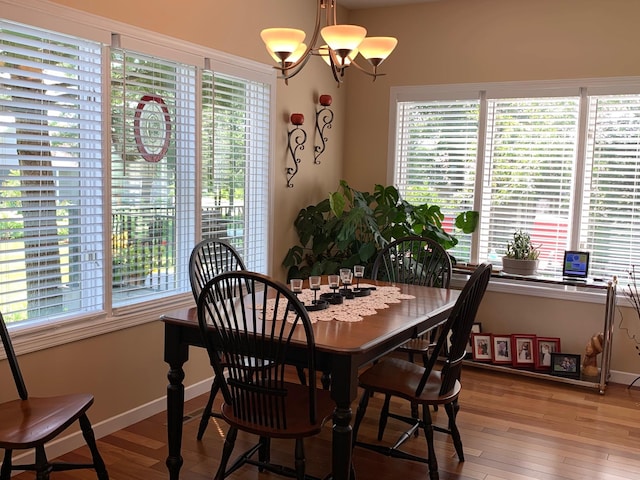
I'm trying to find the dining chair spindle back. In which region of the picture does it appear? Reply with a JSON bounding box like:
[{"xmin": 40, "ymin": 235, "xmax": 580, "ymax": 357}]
[
  {"xmin": 189, "ymin": 238, "xmax": 248, "ymax": 302},
  {"xmin": 197, "ymin": 271, "xmax": 334, "ymax": 480},
  {"xmin": 371, "ymin": 235, "xmax": 452, "ymax": 289},
  {"xmin": 189, "ymin": 238, "xmax": 252, "ymax": 440}
]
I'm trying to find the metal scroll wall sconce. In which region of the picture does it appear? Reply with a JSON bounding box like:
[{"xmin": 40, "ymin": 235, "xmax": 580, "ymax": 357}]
[
  {"xmin": 314, "ymin": 94, "xmax": 333, "ymax": 164},
  {"xmin": 286, "ymin": 113, "xmax": 306, "ymax": 188}
]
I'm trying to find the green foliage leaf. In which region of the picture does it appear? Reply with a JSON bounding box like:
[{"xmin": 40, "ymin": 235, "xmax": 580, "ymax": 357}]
[
  {"xmin": 282, "ymin": 179, "xmax": 478, "ymax": 280},
  {"xmin": 455, "ymin": 210, "xmax": 479, "ymax": 234},
  {"xmin": 329, "ymin": 191, "xmax": 346, "ymax": 218},
  {"xmin": 283, "ymin": 245, "xmax": 303, "ymax": 268},
  {"xmin": 359, "ymin": 242, "xmax": 377, "ymax": 262}
]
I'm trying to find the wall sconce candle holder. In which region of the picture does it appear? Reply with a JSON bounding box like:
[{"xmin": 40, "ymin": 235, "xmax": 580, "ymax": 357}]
[
  {"xmin": 314, "ymin": 94, "xmax": 333, "ymax": 164},
  {"xmin": 287, "ymin": 113, "xmax": 306, "ymax": 188}
]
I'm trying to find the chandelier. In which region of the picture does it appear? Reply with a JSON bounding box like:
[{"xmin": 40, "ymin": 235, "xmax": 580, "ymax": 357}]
[{"xmin": 260, "ymin": 0, "xmax": 398, "ymax": 85}]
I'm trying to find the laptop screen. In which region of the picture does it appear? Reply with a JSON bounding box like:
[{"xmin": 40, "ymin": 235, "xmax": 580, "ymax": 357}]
[{"xmin": 562, "ymin": 251, "xmax": 590, "ymax": 279}]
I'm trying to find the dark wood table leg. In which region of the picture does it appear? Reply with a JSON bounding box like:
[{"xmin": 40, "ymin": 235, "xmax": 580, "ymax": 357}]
[
  {"xmin": 329, "ymin": 356, "xmax": 359, "ymax": 480},
  {"xmin": 332, "ymin": 403, "xmax": 353, "ymax": 480},
  {"xmin": 164, "ymin": 323, "xmax": 189, "ymax": 480}
]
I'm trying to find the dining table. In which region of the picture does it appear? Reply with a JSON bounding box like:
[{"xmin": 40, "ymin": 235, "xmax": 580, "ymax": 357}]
[{"xmin": 161, "ymin": 280, "xmax": 460, "ymax": 480}]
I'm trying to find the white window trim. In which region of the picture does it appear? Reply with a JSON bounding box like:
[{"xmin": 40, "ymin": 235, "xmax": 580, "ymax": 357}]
[
  {"xmin": 389, "ymin": 77, "xmax": 640, "ymax": 302},
  {"xmin": 1, "ymin": 0, "xmax": 276, "ymax": 356}
]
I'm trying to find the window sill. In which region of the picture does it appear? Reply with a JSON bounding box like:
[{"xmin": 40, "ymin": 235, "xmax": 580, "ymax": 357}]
[
  {"xmin": 3, "ymin": 293, "xmax": 194, "ymax": 358},
  {"xmin": 452, "ymin": 269, "xmax": 614, "ymax": 305}
]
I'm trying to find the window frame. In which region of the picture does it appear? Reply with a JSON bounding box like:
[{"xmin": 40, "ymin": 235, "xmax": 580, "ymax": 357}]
[
  {"xmin": 389, "ymin": 77, "xmax": 640, "ymax": 300},
  {"xmin": 1, "ymin": 0, "xmax": 276, "ymax": 356}
]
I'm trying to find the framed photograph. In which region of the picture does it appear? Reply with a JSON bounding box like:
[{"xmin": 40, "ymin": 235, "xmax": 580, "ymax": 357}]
[
  {"xmin": 465, "ymin": 322, "xmax": 482, "ymax": 358},
  {"xmin": 471, "ymin": 333, "xmax": 492, "ymax": 362},
  {"xmin": 511, "ymin": 334, "xmax": 536, "ymax": 367},
  {"xmin": 550, "ymin": 353, "xmax": 581, "ymax": 379},
  {"xmin": 491, "ymin": 334, "xmax": 512, "ymax": 364},
  {"xmin": 535, "ymin": 337, "xmax": 561, "ymax": 370}
]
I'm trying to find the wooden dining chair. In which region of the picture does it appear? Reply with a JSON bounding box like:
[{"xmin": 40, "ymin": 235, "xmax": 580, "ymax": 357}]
[
  {"xmin": 371, "ymin": 235, "xmax": 453, "ymax": 365},
  {"xmin": 371, "ymin": 235, "xmax": 453, "ymax": 427},
  {"xmin": 189, "ymin": 238, "xmax": 249, "ymax": 440},
  {"xmin": 352, "ymin": 263, "xmax": 492, "ymax": 480},
  {"xmin": 189, "ymin": 238, "xmax": 248, "ymax": 302},
  {"xmin": 0, "ymin": 312, "xmax": 109, "ymax": 480},
  {"xmin": 197, "ymin": 271, "xmax": 335, "ymax": 480}
]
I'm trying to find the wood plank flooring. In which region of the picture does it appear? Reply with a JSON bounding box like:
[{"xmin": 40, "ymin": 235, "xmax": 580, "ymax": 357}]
[{"xmin": 12, "ymin": 367, "xmax": 640, "ymax": 480}]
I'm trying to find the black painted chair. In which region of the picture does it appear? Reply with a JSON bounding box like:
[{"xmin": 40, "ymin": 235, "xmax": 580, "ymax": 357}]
[
  {"xmin": 352, "ymin": 263, "xmax": 492, "ymax": 480},
  {"xmin": 371, "ymin": 235, "xmax": 453, "ymax": 367},
  {"xmin": 197, "ymin": 271, "xmax": 334, "ymax": 480},
  {"xmin": 189, "ymin": 238, "xmax": 248, "ymax": 302},
  {"xmin": 0, "ymin": 311, "xmax": 109, "ymax": 480},
  {"xmin": 189, "ymin": 238, "xmax": 248, "ymax": 440},
  {"xmin": 371, "ymin": 235, "xmax": 453, "ymax": 428}
]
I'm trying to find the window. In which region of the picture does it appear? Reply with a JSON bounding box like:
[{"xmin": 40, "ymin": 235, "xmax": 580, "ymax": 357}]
[
  {"xmin": 582, "ymin": 95, "xmax": 640, "ymax": 277},
  {"xmin": 110, "ymin": 48, "xmax": 196, "ymax": 307},
  {"xmin": 391, "ymin": 80, "xmax": 640, "ymax": 281},
  {"xmin": 0, "ymin": 21, "xmax": 104, "ymax": 324},
  {"xmin": 394, "ymin": 99, "xmax": 478, "ymax": 263},
  {"xmin": 0, "ymin": 14, "xmax": 273, "ymax": 329},
  {"xmin": 481, "ymin": 96, "xmax": 578, "ymax": 272},
  {"xmin": 201, "ymin": 71, "xmax": 270, "ymax": 273}
]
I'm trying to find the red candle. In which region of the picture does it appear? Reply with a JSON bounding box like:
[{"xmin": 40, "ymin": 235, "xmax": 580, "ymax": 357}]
[
  {"xmin": 290, "ymin": 113, "xmax": 304, "ymax": 125},
  {"xmin": 319, "ymin": 94, "xmax": 332, "ymax": 107}
]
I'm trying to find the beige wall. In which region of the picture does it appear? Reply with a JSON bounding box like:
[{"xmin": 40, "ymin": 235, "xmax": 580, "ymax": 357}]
[
  {"xmin": 344, "ymin": 0, "xmax": 640, "ymax": 188},
  {"xmin": 3, "ymin": 0, "xmax": 640, "ymax": 434},
  {"xmin": 343, "ymin": 0, "xmax": 640, "ymax": 375}
]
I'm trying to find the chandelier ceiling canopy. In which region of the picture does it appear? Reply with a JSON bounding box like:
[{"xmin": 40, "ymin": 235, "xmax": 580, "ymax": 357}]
[{"xmin": 260, "ymin": 0, "xmax": 398, "ymax": 85}]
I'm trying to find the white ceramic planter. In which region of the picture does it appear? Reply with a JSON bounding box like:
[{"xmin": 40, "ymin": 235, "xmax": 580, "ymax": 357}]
[{"xmin": 501, "ymin": 257, "xmax": 539, "ymax": 276}]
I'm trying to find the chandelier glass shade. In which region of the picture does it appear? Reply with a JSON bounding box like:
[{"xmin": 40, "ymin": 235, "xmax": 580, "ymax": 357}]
[{"xmin": 260, "ymin": 0, "xmax": 398, "ymax": 84}]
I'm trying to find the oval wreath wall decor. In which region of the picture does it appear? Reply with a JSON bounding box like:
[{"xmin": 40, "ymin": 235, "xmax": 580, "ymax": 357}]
[{"xmin": 133, "ymin": 94, "xmax": 171, "ymax": 163}]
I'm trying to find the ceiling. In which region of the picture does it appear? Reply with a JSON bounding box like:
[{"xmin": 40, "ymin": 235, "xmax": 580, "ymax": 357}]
[{"xmin": 339, "ymin": 0, "xmax": 436, "ymax": 9}]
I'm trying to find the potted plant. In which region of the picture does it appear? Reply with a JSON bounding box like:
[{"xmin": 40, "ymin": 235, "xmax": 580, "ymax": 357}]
[
  {"xmin": 502, "ymin": 229, "xmax": 540, "ymax": 276},
  {"xmin": 283, "ymin": 180, "xmax": 479, "ymax": 280}
]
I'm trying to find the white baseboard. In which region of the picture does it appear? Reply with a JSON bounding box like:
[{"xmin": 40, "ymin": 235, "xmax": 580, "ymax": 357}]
[
  {"xmin": 8, "ymin": 377, "xmax": 213, "ymax": 475},
  {"xmin": 609, "ymin": 369, "xmax": 640, "ymax": 388}
]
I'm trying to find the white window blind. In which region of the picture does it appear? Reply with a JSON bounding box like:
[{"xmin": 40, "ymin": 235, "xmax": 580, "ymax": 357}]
[
  {"xmin": 481, "ymin": 97, "xmax": 579, "ymax": 274},
  {"xmin": 0, "ymin": 6, "xmax": 273, "ymax": 339},
  {"xmin": 110, "ymin": 48, "xmax": 196, "ymax": 307},
  {"xmin": 582, "ymin": 95, "xmax": 640, "ymax": 278},
  {"xmin": 394, "ymin": 100, "xmax": 479, "ymax": 263},
  {"xmin": 201, "ymin": 71, "xmax": 270, "ymax": 273},
  {"xmin": 393, "ymin": 82, "xmax": 640, "ymax": 282},
  {"xmin": 0, "ymin": 20, "xmax": 103, "ymax": 325}
]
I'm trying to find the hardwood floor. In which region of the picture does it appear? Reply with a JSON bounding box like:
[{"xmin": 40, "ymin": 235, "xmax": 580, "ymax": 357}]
[{"xmin": 12, "ymin": 367, "xmax": 640, "ymax": 480}]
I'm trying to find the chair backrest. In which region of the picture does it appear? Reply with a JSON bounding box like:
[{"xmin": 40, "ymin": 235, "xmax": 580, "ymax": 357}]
[
  {"xmin": 371, "ymin": 236, "xmax": 452, "ymax": 288},
  {"xmin": 0, "ymin": 312, "xmax": 28, "ymax": 400},
  {"xmin": 189, "ymin": 238, "xmax": 247, "ymax": 302},
  {"xmin": 416, "ymin": 263, "xmax": 492, "ymax": 397},
  {"xmin": 197, "ymin": 270, "xmax": 319, "ymax": 428}
]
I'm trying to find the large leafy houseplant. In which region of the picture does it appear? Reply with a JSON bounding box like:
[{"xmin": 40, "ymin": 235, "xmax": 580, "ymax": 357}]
[{"xmin": 283, "ymin": 180, "xmax": 479, "ymax": 280}]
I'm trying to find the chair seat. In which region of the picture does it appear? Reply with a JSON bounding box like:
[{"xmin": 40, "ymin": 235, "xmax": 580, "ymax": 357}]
[
  {"xmin": 221, "ymin": 382, "xmax": 334, "ymax": 439},
  {"xmin": 0, "ymin": 394, "xmax": 94, "ymax": 449},
  {"xmin": 359, "ymin": 357, "xmax": 460, "ymax": 405},
  {"xmin": 396, "ymin": 336, "xmax": 434, "ymax": 354}
]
